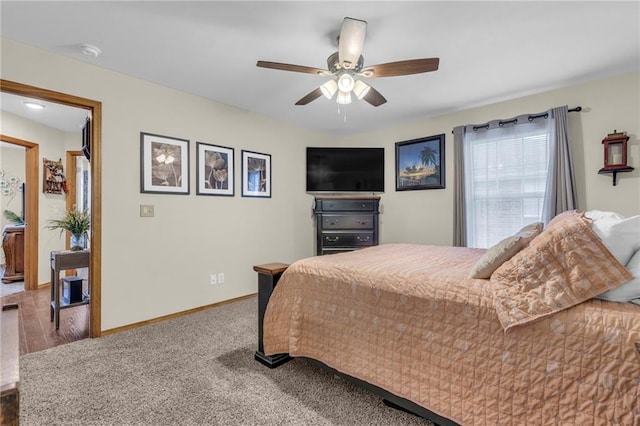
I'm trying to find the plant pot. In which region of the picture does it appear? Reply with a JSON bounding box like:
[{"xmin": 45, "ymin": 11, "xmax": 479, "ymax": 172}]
[{"xmin": 70, "ymin": 234, "xmax": 87, "ymax": 251}]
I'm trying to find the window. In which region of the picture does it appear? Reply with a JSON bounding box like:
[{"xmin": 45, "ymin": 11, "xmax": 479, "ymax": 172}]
[{"xmin": 463, "ymin": 119, "xmax": 550, "ymax": 248}]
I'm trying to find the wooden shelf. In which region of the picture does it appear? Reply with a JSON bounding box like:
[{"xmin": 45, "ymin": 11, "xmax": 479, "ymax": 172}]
[
  {"xmin": 52, "ymin": 294, "xmax": 90, "ymax": 311},
  {"xmin": 598, "ymin": 166, "xmax": 634, "ymax": 186}
]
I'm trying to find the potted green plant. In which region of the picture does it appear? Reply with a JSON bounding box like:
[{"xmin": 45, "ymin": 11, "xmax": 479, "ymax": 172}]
[{"xmin": 46, "ymin": 209, "xmax": 90, "ymax": 251}]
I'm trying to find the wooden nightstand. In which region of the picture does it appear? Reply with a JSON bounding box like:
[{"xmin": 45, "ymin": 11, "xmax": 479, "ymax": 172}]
[{"xmin": 253, "ymin": 263, "xmax": 291, "ymax": 368}]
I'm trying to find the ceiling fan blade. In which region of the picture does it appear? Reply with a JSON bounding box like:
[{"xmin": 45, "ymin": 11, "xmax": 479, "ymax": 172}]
[
  {"xmin": 361, "ymin": 58, "xmax": 440, "ymax": 78},
  {"xmin": 256, "ymin": 61, "xmax": 328, "ymax": 75},
  {"xmin": 362, "ymin": 85, "xmax": 387, "ymax": 107},
  {"xmin": 295, "ymin": 88, "xmax": 323, "ymax": 106},
  {"xmin": 338, "ymin": 17, "xmax": 367, "ymax": 69}
]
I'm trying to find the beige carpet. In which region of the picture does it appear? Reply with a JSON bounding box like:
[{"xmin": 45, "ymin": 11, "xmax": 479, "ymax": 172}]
[{"xmin": 20, "ymin": 296, "xmax": 433, "ymax": 425}]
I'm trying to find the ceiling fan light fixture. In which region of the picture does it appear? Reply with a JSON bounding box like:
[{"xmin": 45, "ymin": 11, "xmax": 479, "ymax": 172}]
[
  {"xmin": 337, "ymin": 73, "xmax": 355, "ymax": 93},
  {"xmin": 320, "ymin": 79, "xmax": 338, "ymax": 99},
  {"xmin": 338, "ymin": 18, "xmax": 367, "ymax": 69},
  {"xmin": 353, "ymin": 80, "xmax": 371, "ymax": 100},
  {"xmin": 336, "ymin": 91, "xmax": 352, "ymax": 105}
]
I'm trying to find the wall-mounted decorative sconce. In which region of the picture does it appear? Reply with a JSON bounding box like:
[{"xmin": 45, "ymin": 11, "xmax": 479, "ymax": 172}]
[{"xmin": 598, "ymin": 130, "xmax": 634, "ymax": 186}]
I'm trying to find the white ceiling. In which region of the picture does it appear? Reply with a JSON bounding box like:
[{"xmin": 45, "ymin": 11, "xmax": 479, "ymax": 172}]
[
  {"xmin": 1, "ymin": 1, "xmax": 638, "ymax": 136},
  {"xmin": 1, "ymin": 93, "xmax": 89, "ymax": 133}
]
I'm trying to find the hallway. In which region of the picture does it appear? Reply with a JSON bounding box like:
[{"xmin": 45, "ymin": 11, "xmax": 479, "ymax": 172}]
[{"xmin": 1, "ymin": 284, "xmax": 89, "ymax": 355}]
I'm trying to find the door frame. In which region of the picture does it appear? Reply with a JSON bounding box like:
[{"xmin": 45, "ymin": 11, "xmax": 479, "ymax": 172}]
[
  {"xmin": 1, "ymin": 79, "xmax": 102, "ymax": 338},
  {"xmin": 0, "ymin": 135, "xmax": 37, "ymax": 289}
]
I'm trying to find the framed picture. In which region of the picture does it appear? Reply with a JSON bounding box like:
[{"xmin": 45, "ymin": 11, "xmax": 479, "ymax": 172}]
[
  {"xmin": 395, "ymin": 134, "xmax": 445, "ymax": 191},
  {"xmin": 241, "ymin": 150, "xmax": 271, "ymax": 198},
  {"xmin": 140, "ymin": 132, "xmax": 190, "ymax": 194},
  {"xmin": 42, "ymin": 158, "xmax": 67, "ymax": 194},
  {"xmin": 196, "ymin": 142, "xmax": 234, "ymax": 196}
]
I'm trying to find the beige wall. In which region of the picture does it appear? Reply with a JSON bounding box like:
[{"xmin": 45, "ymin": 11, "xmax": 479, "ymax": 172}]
[
  {"xmin": 344, "ymin": 71, "xmax": 640, "ymax": 246},
  {"xmin": 0, "ymin": 142, "xmax": 25, "ymax": 227},
  {"xmin": 0, "ymin": 142, "xmax": 26, "ymax": 265},
  {"xmin": 2, "ymin": 37, "xmax": 638, "ymax": 331},
  {"xmin": 1, "ymin": 38, "xmax": 329, "ymax": 330}
]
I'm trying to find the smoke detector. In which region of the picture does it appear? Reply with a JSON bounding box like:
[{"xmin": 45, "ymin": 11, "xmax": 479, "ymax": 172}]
[{"xmin": 79, "ymin": 44, "xmax": 101, "ymax": 57}]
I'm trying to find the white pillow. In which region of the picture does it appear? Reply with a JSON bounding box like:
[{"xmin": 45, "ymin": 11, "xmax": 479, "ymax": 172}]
[
  {"xmin": 596, "ymin": 249, "xmax": 640, "ymax": 302},
  {"xmin": 468, "ymin": 222, "xmax": 543, "ymax": 279},
  {"xmin": 586, "ymin": 211, "xmax": 640, "ymax": 266},
  {"xmin": 585, "ymin": 210, "xmax": 624, "ymax": 222},
  {"xmin": 631, "ymin": 299, "xmax": 640, "ymax": 306}
]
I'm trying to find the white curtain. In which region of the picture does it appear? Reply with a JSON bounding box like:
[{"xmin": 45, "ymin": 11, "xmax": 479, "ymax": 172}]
[{"xmin": 453, "ymin": 106, "xmax": 576, "ymax": 248}]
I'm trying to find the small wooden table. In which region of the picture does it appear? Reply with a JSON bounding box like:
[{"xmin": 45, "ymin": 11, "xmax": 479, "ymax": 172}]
[
  {"xmin": 253, "ymin": 262, "xmax": 291, "ymax": 368},
  {"xmin": 50, "ymin": 250, "xmax": 90, "ymax": 330}
]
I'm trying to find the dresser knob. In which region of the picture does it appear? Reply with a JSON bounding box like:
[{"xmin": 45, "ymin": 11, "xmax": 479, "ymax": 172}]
[
  {"xmin": 326, "ymin": 236, "xmax": 340, "ymax": 242},
  {"xmin": 357, "ymin": 236, "xmax": 370, "ymax": 242}
]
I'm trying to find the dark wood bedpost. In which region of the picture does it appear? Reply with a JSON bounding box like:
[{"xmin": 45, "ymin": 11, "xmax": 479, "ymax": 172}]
[{"xmin": 253, "ymin": 263, "xmax": 292, "ymax": 368}]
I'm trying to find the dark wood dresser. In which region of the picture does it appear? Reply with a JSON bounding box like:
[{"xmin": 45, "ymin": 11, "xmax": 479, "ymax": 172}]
[
  {"xmin": 314, "ymin": 195, "xmax": 380, "ymax": 255},
  {"xmin": 2, "ymin": 225, "xmax": 25, "ymax": 283}
]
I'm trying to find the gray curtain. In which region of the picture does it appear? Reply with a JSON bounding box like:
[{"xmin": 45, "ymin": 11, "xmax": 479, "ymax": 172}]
[
  {"xmin": 542, "ymin": 105, "xmax": 577, "ymax": 222},
  {"xmin": 452, "ymin": 126, "xmax": 466, "ymax": 247}
]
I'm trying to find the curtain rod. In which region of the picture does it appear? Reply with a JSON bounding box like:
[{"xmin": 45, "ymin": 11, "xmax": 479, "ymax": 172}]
[{"xmin": 452, "ymin": 106, "xmax": 582, "ymax": 134}]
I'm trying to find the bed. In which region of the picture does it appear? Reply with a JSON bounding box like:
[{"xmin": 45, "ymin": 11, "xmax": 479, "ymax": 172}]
[{"xmin": 257, "ymin": 211, "xmax": 640, "ymax": 425}]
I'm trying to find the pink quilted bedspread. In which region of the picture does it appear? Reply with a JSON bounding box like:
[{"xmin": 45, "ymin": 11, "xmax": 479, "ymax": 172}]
[{"xmin": 263, "ymin": 243, "xmax": 640, "ymax": 425}]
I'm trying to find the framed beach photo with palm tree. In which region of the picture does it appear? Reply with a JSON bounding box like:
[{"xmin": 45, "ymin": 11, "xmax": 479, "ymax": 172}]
[
  {"xmin": 140, "ymin": 132, "xmax": 190, "ymax": 194},
  {"xmin": 395, "ymin": 134, "xmax": 445, "ymax": 191},
  {"xmin": 241, "ymin": 150, "xmax": 271, "ymax": 198},
  {"xmin": 196, "ymin": 142, "xmax": 234, "ymax": 196}
]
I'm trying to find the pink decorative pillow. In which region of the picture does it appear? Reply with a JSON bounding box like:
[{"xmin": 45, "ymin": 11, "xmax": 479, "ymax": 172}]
[{"xmin": 491, "ymin": 211, "xmax": 632, "ymax": 331}]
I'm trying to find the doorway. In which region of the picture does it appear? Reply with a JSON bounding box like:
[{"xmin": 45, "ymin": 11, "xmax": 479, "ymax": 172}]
[{"xmin": 1, "ymin": 79, "xmax": 102, "ymax": 338}]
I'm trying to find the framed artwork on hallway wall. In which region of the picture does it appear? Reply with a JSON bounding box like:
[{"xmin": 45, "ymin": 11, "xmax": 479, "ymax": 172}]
[
  {"xmin": 241, "ymin": 150, "xmax": 271, "ymax": 198},
  {"xmin": 196, "ymin": 142, "xmax": 234, "ymax": 196},
  {"xmin": 140, "ymin": 132, "xmax": 190, "ymax": 194}
]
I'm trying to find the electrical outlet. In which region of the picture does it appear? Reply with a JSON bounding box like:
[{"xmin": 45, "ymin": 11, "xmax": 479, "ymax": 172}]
[
  {"xmin": 210, "ymin": 274, "xmax": 217, "ymax": 285},
  {"xmin": 218, "ymin": 273, "xmax": 225, "ymax": 284}
]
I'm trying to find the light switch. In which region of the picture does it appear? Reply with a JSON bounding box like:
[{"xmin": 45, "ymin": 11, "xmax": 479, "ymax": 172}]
[{"xmin": 140, "ymin": 204, "xmax": 154, "ymax": 217}]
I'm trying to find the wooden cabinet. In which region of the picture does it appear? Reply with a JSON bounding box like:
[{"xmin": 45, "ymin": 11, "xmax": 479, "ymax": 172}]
[
  {"xmin": 2, "ymin": 225, "xmax": 25, "ymax": 283},
  {"xmin": 314, "ymin": 196, "xmax": 380, "ymax": 255}
]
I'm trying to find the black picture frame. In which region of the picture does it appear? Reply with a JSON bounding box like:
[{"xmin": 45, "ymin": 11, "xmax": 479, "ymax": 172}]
[
  {"xmin": 395, "ymin": 134, "xmax": 445, "ymax": 191},
  {"xmin": 196, "ymin": 142, "xmax": 234, "ymax": 196},
  {"xmin": 140, "ymin": 132, "xmax": 190, "ymax": 194},
  {"xmin": 241, "ymin": 150, "xmax": 271, "ymax": 198}
]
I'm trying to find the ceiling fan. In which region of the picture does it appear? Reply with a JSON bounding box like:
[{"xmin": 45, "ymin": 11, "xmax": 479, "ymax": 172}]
[{"xmin": 256, "ymin": 17, "xmax": 439, "ymax": 107}]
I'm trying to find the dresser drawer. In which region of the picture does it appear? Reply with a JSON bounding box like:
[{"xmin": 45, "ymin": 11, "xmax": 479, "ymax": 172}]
[
  {"xmin": 321, "ymin": 248, "xmax": 358, "ymax": 255},
  {"xmin": 322, "ymin": 214, "xmax": 374, "ymax": 230},
  {"xmin": 321, "ymin": 231, "xmax": 375, "ymax": 247},
  {"xmin": 316, "ymin": 199, "xmax": 376, "ymax": 212}
]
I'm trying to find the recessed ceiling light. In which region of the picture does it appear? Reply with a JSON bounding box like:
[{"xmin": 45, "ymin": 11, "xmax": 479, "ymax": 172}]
[
  {"xmin": 79, "ymin": 43, "xmax": 101, "ymax": 57},
  {"xmin": 23, "ymin": 101, "xmax": 46, "ymax": 110}
]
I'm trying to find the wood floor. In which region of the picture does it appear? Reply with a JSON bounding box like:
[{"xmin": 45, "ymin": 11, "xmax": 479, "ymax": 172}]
[{"xmin": 1, "ymin": 286, "xmax": 89, "ymax": 355}]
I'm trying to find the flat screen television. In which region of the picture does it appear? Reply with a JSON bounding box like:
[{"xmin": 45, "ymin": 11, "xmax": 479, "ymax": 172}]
[{"xmin": 306, "ymin": 147, "xmax": 384, "ymax": 192}]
